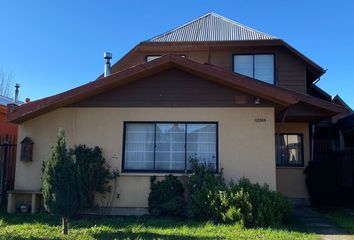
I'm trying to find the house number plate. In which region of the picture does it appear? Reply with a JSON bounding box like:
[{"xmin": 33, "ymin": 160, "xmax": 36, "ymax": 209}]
[{"xmin": 254, "ymin": 118, "xmax": 267, "ymax": 123}]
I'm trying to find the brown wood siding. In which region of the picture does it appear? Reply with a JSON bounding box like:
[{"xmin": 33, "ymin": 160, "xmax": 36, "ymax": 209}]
[
  {"xmin": 189, "ymin": 51, "xmax": 209, "ymax": 64},
  {"xmin": 70, "ymin": 69, "xmax": 273, "ymax": 108},
  {"xmin": 209, "ymin": 47, "xmax": 306, "ymax": 94},
  {"xmin": 111, "ymin": 51, "xmax": 144, "ymax": 72},
  {"xmin": 110, "ymin": 46, "xmax": 307, "ymax": 94},
  {"xmin": 276, "ymin": 47, "xmax": 306, "ymax": 93},
  {"xmin": 210, "ymin": 49, "xmax": 232, "ymax": 70},
  {"xmin": 209, "ymin": 46, "xmax": 277, "ymax": 71}
]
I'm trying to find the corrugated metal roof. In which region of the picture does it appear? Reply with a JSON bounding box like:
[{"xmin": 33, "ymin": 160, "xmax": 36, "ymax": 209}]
[
  {"xmin": 0, "ymin": 95, "xmax": 14, "ymax": 106},
  {"xmin": 0, "ymin": 95, "xmax": 23, "ymax": 106},
  {"xmin": 147, "ymin": 12, "xmax": 277, "ymax": 42}
]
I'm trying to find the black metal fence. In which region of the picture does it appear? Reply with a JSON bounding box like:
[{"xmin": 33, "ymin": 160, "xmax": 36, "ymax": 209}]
[
  {"xmin": 0, "ymin": 134, "xmax": 17, "ymax": 205},
  {"xmin": 313, "ymin": 148, "xmax": 354, "ymax": 203}
]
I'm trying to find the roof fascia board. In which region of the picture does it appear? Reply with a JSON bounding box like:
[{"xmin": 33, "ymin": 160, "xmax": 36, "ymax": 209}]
[{"xmin": 9, "ymin": 54, "xmax": 344, "ymax": 123}]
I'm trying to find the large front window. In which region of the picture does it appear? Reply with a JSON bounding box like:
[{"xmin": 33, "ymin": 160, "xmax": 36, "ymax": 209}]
[
  {"xmin": 123, "ymin": 122, "xmax": 218, "ymax": 172},
  {"xmin": 276, "ymin": 133, "xmax": 304, "ymax": 167},
  {"xmin": 233, "ymin": 54, "xmax": 275, "ymax": 84}
]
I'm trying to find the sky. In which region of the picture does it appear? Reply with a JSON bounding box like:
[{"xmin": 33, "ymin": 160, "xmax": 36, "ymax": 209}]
[{"xmin": 1, "ymin": 0, "xmax": 353, "ymax": 107}]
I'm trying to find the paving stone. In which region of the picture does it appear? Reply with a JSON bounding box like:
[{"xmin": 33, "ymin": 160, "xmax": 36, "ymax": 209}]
[
  {"xmin": 307, "ymin": 222, "xmax": 336, "ymax": 228},
  {"xmin": 343, "ymin": 208, "xmax": 354, "ymax": 217},
  {"xmin": 293, "ymin": 205, "xmax": 354, "ymax": 240}
]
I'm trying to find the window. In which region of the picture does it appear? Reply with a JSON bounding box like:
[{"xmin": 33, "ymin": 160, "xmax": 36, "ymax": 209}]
[
  {"xmin": 276, "ymin": 134, "xmax": 304, "ymax": 166},
  {"xmin": 146, "ymin": 55, "xmax": 186, "ymax": 62},
  {"xmin": 233, "ymin": 54, "xmax": 275, "ymax": 84},
  {"xmin": 123, "ymin": 122, "xmax": 218, "ymax": 172},
  {"xmin": 146, "ymin": 55, "xmax": 161, "ymax": 62}
]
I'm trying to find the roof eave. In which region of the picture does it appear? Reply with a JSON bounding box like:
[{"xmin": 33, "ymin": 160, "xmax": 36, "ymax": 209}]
[
  {"xmin": 8, "ymin": 54, "xmax": 343, "ymax": 124},
  {"xmin": 279, "ymin": 40, "xmax": 325, "ymax": 77},
  {"xmin": 110, "ymin": 40, "xmax": 325, "ymax": 80}
]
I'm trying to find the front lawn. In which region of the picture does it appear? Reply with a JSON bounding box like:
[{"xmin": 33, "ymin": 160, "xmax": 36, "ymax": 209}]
[
  {"xmin": 322, "ymin": 208, "xmax": 354, "ymax": 234},
  {"xmin": 0, "ymin": 211, "xmax": 318, "ymax": 240}
]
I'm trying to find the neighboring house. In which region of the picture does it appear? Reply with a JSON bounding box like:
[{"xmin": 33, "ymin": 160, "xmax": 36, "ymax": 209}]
[
  {"xmin": 336, "ymin": 113, "xmax": 354, "ymax": 149},
  {"xmin": 0, "ymin": 95, "xmax": 19, "ymax": 204},
  {"xmin": 312, "ymin": 94, "xmax": 353, "ymax": 159},
  {"xmin": 7, "ymin": 13, "xmax": 348, "ymax": 214},
  {"xmin": 0, "ymin": 96, "xmax": 18, "ymax": 137}
]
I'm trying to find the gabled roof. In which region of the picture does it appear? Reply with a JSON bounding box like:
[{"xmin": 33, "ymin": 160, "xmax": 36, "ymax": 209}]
[
  {"xmin": 332, "ymin": 95, "xmax": 353, "ymax": 112},
  {"xmin": 109, "ymin": 13, "xmax": 324, "ymax": 80},
  {"xmin": 147, "ymin": 12, "xmax": 276, "ymax": 42},
  {"xmin": 8, "ymin": 54, "xmax": 346, "ymax": 123}
]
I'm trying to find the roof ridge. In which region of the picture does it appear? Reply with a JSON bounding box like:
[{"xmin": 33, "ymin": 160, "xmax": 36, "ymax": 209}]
[{"xmin": 146, "ymin": 12, "xmax": 276, "ymax": 42}]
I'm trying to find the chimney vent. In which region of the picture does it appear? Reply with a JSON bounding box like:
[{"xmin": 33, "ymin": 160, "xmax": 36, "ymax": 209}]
[
  {"xmin": 14, "ymin": 83, "xmax": 20, "ymax": 104},
  {"xmin": 104, "ymin": 52, "xmax": 112, "ymax": 77}
]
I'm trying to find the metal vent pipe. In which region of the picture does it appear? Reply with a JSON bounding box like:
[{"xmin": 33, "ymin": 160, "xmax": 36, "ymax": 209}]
[{"xmin": 104, "ymin": 52, "xmax": 112, "ymax": 77}]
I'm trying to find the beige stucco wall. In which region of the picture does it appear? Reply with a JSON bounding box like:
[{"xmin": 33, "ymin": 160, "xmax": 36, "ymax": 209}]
[
  {"xmin": 15, "ymin": 107, "xmax": 276, "ymax": 208},
  {"xmin": 276, "ymin": 122, "xmax": 310, "ymax": 199}
]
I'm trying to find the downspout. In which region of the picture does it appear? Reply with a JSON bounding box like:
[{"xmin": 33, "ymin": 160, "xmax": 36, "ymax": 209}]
[
  {"xmin": 313, "ymin": 69, "xmax": 327, "ymax": 85},
  {"xmin": 310, "ymin": 124, "xmax": 316, "ymax": 161},
  {"xmin": 313, "ymin": 77, "xmax": 321, "ymax": 85},
  {"xmin": 207, "ymin": 45, "xmax": 211, "ymax": 64}
]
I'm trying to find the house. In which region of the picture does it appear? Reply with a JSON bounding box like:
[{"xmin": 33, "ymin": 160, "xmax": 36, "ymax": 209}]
[
  {"xmin": 6, "ymin": 13, "xmax": 348, "ymax": 214},
  {"xmin": 0, "ymin": 95, "xmax": 19, "ymax": 204},
  {"xmin": 0, "ymin": 95, "xmax": 18, "ymax": 137},
  {"xmin": 312, "ymin": 105, "xmax": 354, "ymax": 203}
]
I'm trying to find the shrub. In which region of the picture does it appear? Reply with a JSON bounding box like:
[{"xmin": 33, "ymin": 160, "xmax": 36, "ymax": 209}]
[
  {"xmin": 42, "ymin": 129, "xmax": 84, "ymax": 234},
  {"xmin": 148, "ymin": 175, "xmax": 186, "ymax": 217},
  {"xmin": 69, "ymin": 145, "xmax": 119, "ymax": 207},
  {"xmin": 186, "ymin": 160, "xmax": 226, "ymax": 220},
  {"xmin": 230, "ymin": 178, "xmax": 291, "ymax": 227},
  {"xmin": 305, "ymin": 160, "xmax": 338, "ymax": 205},
  {"xmin": 186, "ymin": 161, "xmax": 291, "ymax": 227},
  {"xmin": 211, "ymin": 188, "xmax": 252, "ymax": 225}
]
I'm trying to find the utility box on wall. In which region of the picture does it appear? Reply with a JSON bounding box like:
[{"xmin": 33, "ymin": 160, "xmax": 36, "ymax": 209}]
[{"xmin": 20, "ymin": 137, "xmax": 33, "ymax": 162}]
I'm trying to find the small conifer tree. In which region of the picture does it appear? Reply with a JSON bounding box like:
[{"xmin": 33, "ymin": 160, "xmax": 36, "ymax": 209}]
[{"xmin": 42, "ymin": 129, "xmax": 83, "ymax": 234}]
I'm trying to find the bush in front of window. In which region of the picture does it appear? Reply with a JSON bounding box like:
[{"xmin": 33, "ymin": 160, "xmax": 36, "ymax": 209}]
[
  {"xmin": 210, "ymin": 187, "xmax": 252, "ymax": 225},
  {"xmin": 148, "ymin": 175, "xmax": 186, "ymax": 217},
  {"xmin": 186, "ymin": 160, "xmax": 291, "ymax": 227},
  {"xmin": 229, "ymin": 178, "xmax": 290, "ymax": 227},
  {"xmin": 186, "ymin": 159, "xmax": 226, "ymax": 221}
]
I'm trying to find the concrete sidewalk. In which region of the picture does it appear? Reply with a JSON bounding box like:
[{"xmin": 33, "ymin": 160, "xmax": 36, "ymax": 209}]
[{"xmin": 293, "ymin": 206, "xmax": 354, "ymax": 240}]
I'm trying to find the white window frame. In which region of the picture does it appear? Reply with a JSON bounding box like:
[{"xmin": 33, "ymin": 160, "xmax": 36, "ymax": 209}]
[{"xmin": 122, "ymin": 122, "xmax": 218, "ymax": 173}]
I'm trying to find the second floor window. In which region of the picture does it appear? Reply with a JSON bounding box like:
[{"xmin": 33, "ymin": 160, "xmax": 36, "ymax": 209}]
[
  {"xmin": 233, "ymin": 54, "xmax": 275, "ymax": 84},
  {"xmin": 146, "ymin": 55, "xmax": 161, "ymax": 62},
  {"xmin": 146, "ymin": 55, "xmax": 186, "ymax": 62}
]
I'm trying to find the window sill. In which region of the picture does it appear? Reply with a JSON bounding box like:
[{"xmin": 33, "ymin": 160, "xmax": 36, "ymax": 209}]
[
  {"xmin": 276, "ymin": 166, "xmax": 305, "ymax": 169},
  {"xmin": 120, "ymin": 172, "xmax": 189, "ymax": 177}
]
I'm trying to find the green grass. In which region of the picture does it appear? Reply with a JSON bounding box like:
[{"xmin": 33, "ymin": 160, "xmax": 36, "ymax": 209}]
[
  {"xmin": 323, "ymin": 208, "xmax": 354, "ymax": 234},
  {"xmin": 0, "ymin": 211, "xmax": 318, "ymax": 240}
]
